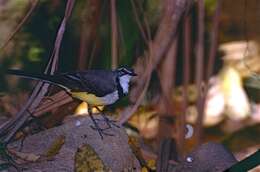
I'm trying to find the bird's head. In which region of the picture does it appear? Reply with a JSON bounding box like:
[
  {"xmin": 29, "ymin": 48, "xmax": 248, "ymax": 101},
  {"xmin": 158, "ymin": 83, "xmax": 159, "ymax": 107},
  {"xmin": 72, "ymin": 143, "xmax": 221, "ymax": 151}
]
[{"xmin": 115, "ymin": 67, "xmax": 137, "ymax": 94}]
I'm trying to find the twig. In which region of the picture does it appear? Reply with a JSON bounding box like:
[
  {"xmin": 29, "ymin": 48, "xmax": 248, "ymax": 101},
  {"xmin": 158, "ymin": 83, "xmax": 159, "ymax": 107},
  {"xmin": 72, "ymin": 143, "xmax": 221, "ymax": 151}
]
[
  {"xmin": 87, "ymin": 0, "xmax": 107, "ymax": 69},
  {"xmin": 119, "ymin": 52, "xmax": 152, "ymax": 124},
  {"xmin": 111, "ymin": 0, "xmax": 118, "ymax": 69},
  {"xmin": 156, "ymin": 138, "xmax": 179, "ymax": 172},
  {"xmin": 194, "ymin": 0, "xmax": 222, "ymax": 146},
  {"xmin": 0, "ymin": 0, "xmax": 38, "ymax": 51},
  {"xmin": 0, "ymin": 0, "xmax": 76, "ymax": 144},
  {"xmin": 206, "ymin": 0, "xmax": 222, "ymax": 80},
  {"xmin": 178, "ymin": 15, "xmax": 191, "ymax": 157},
  {"xmin": 119, "ymin": 0, "xmax": 194, "ymax": 124},
  {"xmin": 0, "ymin": 83, "xmax": 42, "ymax": 138},
  {"xmin": 88, "ymin": 38, "xmax": 98, "ymax": 69},
  {"xmin": 194, "ymin": 0, "xmax": 205, "ymax": 146},
  {"xmin": 33, "ymin": 91, "xmax": 73, "ymax": 117},
  {"xmin": 134, "ymin": 0, "xmax": 152, "ymax": 41},
  {"xmin": 130, "ymin": 0, "xmax": 148, "ymax": 45},
  {"xmin": 78, "ymin": 0, "xmax": 89, "ymax": 70},
  {"xmin": 78, "ymin": 0, "xmax": 101, "ymax": 70},
  {"xmin": 157, "ymin": 35, "xmax": 178, "ymax": 140}
]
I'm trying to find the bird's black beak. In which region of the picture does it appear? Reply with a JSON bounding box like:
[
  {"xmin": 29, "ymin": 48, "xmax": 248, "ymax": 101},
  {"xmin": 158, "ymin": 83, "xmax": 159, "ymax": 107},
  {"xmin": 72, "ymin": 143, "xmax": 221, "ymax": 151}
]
[{"xmin": 131, "ymin": 72, "xmax": 137, "ymax": 76}]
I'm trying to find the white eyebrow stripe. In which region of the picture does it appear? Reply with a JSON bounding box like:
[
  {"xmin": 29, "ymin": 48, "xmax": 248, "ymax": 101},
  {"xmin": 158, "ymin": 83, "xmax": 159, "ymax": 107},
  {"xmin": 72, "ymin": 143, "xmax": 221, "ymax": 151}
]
[{"xmin": 121, "ymin": 68, "xmax": 133, "ymax": 75}]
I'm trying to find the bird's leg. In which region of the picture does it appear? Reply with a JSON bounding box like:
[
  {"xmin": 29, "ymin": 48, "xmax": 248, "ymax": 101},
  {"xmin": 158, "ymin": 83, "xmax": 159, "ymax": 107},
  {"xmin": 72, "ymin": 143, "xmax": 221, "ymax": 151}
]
[
  {"xmin": 94, "ymin": 106, "xmax": 120, "ymax": 129},
  {"xmin": 87, "ymin": 107, "xmax": 113, "ymax": 138}
]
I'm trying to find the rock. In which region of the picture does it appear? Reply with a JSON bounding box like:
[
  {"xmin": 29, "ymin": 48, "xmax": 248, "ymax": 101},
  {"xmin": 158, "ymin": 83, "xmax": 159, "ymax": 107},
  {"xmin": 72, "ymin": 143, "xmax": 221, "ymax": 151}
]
[
  {"xmin": 8, "ymin": 115, "xmax": 140, "ymax": 172},
  {"xmin": 170, "ymin": 142, "xmax": 237, "ymax": 172}
]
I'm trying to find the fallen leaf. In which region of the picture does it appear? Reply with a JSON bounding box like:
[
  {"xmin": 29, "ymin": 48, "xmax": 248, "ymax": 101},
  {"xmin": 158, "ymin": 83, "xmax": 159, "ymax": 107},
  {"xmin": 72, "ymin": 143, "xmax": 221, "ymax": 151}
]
[
  {"xmin": 75, "ymin": 144, "xmax": 111, "ymax": 172},
  {"xmin": 9, "ymin": 149, "xmax": 40, "ymax": 162},
  {"xmin": 44, "ymin": 135, "xmax": 65, "ymax": 158}
]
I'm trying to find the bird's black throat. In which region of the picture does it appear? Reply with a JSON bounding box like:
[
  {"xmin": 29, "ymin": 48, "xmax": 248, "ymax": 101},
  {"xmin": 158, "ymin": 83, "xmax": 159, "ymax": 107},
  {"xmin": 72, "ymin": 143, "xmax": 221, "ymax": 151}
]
[{"xmin": 116, "ymin": 77, "xmax": 124, "ymax": 98}]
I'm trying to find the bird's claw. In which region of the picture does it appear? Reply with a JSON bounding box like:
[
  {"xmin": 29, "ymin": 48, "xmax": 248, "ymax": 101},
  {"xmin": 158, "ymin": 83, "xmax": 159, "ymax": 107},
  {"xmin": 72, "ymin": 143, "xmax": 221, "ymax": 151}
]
[
  {"xmin": 89, "ymin": 115, "xmax": 120, "ymax": 138},
  {"xmin": 88, "ymin": 108, "xmax": 120, "ymax": 139},
  {"xmin": 96, "ymin": 115, "xmax": 120, "ymax": 128},
  {"xmin": 90, "ymin": 125, "xmax": 114, "ymax": 138}
]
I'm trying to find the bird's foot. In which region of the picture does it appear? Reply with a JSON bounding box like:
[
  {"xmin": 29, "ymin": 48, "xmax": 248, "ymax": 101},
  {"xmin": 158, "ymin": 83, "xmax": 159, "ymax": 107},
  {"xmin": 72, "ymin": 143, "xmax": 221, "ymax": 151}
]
[
  {"xmin": 90, "ymin": 125, "xmax": 114, "ymax": 139},
  {"xmin": 98, "ymin": 114, "xmax": 120, "ymax": 129},
  {"xmin": 88, "ymin": 115, "xmax": 116, "ymax": 138},
  {"xmin": 89, "ymin": 115, "xmax": 121, "ymax": 139},
  {"xmin": 88, "ymin": 107, "xmax": 120, "ymax": 139},
  {"xmin": 93, "ymin": 106, "xmax": 120, "ymax": 129}
]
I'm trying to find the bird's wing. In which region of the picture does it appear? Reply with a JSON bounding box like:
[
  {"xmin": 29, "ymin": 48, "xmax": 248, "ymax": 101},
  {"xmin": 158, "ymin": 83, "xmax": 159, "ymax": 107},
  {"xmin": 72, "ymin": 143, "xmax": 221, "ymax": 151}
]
[{"xmin": 57, "ymin": 70, "xmax": 118, "ymax": 97}]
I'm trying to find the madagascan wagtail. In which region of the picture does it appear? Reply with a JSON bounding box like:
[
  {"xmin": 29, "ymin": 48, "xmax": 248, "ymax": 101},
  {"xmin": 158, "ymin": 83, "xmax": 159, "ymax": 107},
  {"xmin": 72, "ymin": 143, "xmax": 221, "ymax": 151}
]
[{"xmin": 7, "ymin": 67, "xmax": 137, "ymax": 138}]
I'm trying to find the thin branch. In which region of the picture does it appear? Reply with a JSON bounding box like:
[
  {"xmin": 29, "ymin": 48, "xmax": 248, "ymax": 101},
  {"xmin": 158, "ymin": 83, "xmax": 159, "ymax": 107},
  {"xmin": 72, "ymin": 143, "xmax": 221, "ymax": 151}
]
[
  {"xmin": 134, "ymin": 0, "xmax": 152, "ymax": 41},
  {"xmin": 119, "ymin": 0, "xmax": 194, "ymax": 124},
  {"xmin": 78, "ymin": 0, "xmax": 101, "ymax": 70},
  {"xmin": 206, "ymin": 0, "xmax": 222, "ymax": 80},
  {"xmin": 78, "ymin": 0, "xmax": 89, "ymax": 70},
  {"xmin": 178, "ymin": 15, "xmax": 191, "ymax": 157},
  {"xmin": 0, "ymin": 0, "xmax": 75, "ymax": 143},
  {"xmin": 87, "ymin": 0, "xmax": 107, "ymax": 69},
  {"xmin": 88, "ymin": 38, "xmax": 98, "ymax": 69},
  {"xmin": 111, "ymin": 0, "xmax": 118, "ymax": 69},
  {"xmin": 156, "ymin": 36, "xmax": 178, "ymax": 142},
  {"xmin": 33, "ymin": 91, "xmax": 73, "ymax": 117},
  {"xmin": 119, "ymin": 52, "xmax": 152, "ymax": 124},
  {"xmin": 0, "ymin": 0, "xmax": 38, "ymax": 51},
  {"xmin": 130, "ymin": 0, "xmax": 148, "ymax": 45},
  {"xmin": 195, "ymin": 0, "xmax": 205, "ymax": 146}
]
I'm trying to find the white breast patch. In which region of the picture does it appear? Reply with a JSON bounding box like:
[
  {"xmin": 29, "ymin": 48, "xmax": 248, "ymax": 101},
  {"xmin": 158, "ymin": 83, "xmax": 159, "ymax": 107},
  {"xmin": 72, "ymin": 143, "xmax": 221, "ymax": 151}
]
[
  {"xmin": 100, "ymin": 90, "xmax": 119, "ymax": 105},
  {"xmin": 119, "ymin": 75, "xmax": 132, "ymax": 94}
]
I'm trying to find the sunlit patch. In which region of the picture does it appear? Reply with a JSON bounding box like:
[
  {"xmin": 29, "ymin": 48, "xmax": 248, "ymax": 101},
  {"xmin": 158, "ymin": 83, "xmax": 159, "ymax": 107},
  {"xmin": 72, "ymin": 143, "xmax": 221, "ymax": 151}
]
[
  {"xmin": 187, "ymin": 67, "xmax": 250, "ymax": 126},
  {"xmin": 75, "ymin": 102, "xmax": 104, "ymax": 115},
  {"xmin": 203, "ymin": 67, "xmax": 250, "ymax": 124},
  {"xmin": 220, "ymin": 67, "xmax": 250, "ymax": 120},
  {"xmin": 204, "ymin": 77, "xmax": 225, "ymax": 126}
]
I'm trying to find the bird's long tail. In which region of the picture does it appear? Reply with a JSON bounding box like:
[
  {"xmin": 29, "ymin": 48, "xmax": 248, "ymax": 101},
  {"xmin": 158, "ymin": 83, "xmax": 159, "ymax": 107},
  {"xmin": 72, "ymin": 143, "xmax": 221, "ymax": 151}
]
[{"xmin": 6, "ymin": 69, "xmax": 69, "ymax": 91}]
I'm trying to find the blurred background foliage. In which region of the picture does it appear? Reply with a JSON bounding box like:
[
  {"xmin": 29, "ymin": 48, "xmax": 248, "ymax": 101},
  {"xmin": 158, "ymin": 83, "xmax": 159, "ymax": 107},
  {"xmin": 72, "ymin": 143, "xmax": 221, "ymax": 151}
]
[
  {"xmin": 0, "ymin": 0, "xmax": 223, "ymax": 91},
  {"xmin": 0, "ymin": 0, "xmax": 146, "ymax": 91}
]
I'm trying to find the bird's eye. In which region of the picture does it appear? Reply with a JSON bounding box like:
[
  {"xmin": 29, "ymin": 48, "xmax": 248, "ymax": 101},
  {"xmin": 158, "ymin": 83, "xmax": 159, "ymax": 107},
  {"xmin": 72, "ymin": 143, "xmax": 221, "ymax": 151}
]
[
  {"xmin": 122, "ymin": 68, "xmax": 131, "ymax": 74},
  {"xmin": 117, "ymin": 67, "xmax": 135, "ymax": 76}
]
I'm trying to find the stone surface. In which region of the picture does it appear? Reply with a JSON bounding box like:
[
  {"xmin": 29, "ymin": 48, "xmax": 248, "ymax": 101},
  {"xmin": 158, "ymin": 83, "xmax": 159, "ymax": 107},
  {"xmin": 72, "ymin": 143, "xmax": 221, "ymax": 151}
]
[
  {"xmin": 8, "ymin": 115, "xmax": 140, "ymax": 172},
  {"xmin": 171, "ymin": 142, "xmax": 237, "ymax": 172}
]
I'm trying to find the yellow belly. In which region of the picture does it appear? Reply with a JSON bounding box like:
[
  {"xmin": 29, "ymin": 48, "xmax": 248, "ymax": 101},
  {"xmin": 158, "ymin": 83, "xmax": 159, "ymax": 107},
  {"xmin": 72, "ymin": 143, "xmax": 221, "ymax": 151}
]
[{"xmin": 71, "ymin": 92, "xmax": 105, "ymax": 106}]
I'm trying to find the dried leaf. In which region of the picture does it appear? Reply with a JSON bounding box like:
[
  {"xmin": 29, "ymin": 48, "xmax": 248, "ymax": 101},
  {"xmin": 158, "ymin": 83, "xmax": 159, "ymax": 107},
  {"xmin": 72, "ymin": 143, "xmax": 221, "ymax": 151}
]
[
  {"xmin": 128, "ymin": 136, "xmax": 142, "ymax": 160},
  {"xmin": 75, "ymin": 144, "xmax": 111, "ymax": 172},
  {"xmin": 44, "ymin": 135, "xmax": 65, "ymax": 158},
  {"xmin": 146, "ymin": 159, "xmax": 156, "ymax": 170},
  {"xmin": 141, "ymin": 167, "xmax": 149, "ymax": 172},
  {"xmin": 9, "ymin": 149, "xmax": 40, "ymax": 162},
  {"xmin": 128, "ymin": 136, "xmax": 155, "ymax": 170}
]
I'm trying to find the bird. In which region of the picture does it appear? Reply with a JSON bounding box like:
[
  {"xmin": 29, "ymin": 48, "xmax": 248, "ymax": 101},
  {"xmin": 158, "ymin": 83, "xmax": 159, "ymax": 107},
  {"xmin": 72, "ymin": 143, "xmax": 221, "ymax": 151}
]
[{"xmin": 7, "ymin": 67, "xmax": 137, "ymax": 138}]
